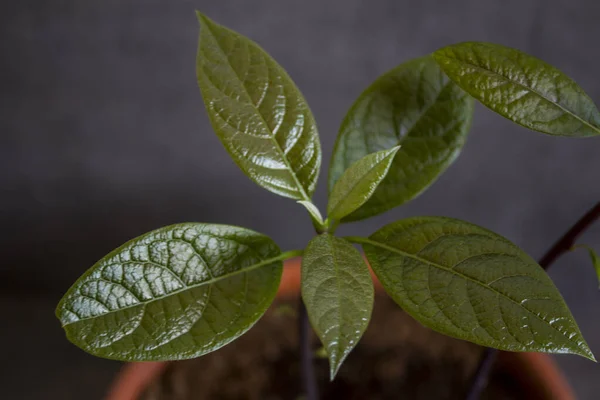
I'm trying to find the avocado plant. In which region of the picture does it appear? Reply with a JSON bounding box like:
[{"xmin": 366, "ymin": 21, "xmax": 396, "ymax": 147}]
[{"xmin": 57, "ymin": 12, "xmax": 600, "ymax": 398}]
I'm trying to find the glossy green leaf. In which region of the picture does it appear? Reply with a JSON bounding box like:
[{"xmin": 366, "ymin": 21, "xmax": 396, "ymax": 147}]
[
  {"xmin": 329, "ymin": 56, "xmax": 473, "ymax": 222},
  {"xmin": 196, "ymin": 12, "xmax": 321, "ymax": 201},
  {"xmin": 356, "ymin": 217, "xmax": 594, "ymax": 359},
  {"xmin": 298, "ymin": 200, "xmax": 325, "ymax": 227},
  {"xmin": 434, "ymin": 42, "xmax": 600, "ymax": 137},
  {"xmin": 574, "ymin": 245, "xmax": 600, "ymax": 288},
  {"xmin": 56, "ymin": 223, "xmax": 284, "ymax": 361},
  {"xmin": 301, "ymin": 234, "xmax": 374, "ymax": 379},
  {"xmin": 327, "ymin": 146, "xmax": 400, "ymax": 221}
]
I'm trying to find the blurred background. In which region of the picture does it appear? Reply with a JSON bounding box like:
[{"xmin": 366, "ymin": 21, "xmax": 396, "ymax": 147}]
[{"xmin": 2, "ymin": 0, "xmax": 600, "ymax": 398}]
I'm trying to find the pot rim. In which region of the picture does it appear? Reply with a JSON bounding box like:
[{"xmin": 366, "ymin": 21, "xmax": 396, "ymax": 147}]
[{"xmin": 105, "ymin": 258, "xmax": 575, "ymax": 400}]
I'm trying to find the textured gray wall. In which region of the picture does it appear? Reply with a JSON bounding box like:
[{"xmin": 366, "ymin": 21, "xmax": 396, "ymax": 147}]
[{"xmin": 2, "ymin": 0, "xmax": 600, "ymax": 398}]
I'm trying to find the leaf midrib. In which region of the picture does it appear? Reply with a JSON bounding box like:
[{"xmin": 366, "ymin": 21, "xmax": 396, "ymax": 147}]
[
  {"xmin": 328, "ymin": 235, "xmax": 344, "ymax": 362},
  {"xmin": 356, "ymin": 237, "xmax": 578, "ymax": 344},
  {"xmin": 61, "ymin": 253, "xmax": 284, "ymax": 326},
  {"xmin": 440, "ymin": 54, "xmax": 600, "ymax": 135},
  {"xmin": 393, "ymin": 79, "xmax": 453, "ymax": 146},
  {"xmin": 201, "ymin": 18, "xmax": 311, "ymax": 201}
]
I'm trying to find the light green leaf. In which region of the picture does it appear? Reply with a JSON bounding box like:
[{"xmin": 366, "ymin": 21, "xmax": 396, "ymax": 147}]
[
  {"xmin": 301, "ymin": 234, "xmax": 374, "ymax": 379},
  {"xmin": 327, "ymin": 146, "xmax": 400, "ymax": 221},
  {"xmin": 355, "ymin": 217, "xmax": 594, "ymax": 359},
  {"xmin": 573, "ymin": 245, "xmax": 600, "ymax": 288},
  {"xmin": 196, "ymin": 12, "xmax": 321, "ymax": 201},
  {"xmin": 329, "ymin": 56, "xmax": 473, "ymax": 222},
  {"xmin": 56, "ymin": 223, "xmax": 284, "ymax": 361},
  {"xmin": 315, "ymin": 346, "xmax": 328, "ymax": 359},
  {"xmin": 298, "ymin": 200, "xmax": 325, "ymax": 227},
  {"xmin": 433, "ymin": 42, "xmax": 600, "ymax": 137}
]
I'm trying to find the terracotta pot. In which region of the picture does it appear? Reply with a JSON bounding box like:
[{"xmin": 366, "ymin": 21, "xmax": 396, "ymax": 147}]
[{"xmin": 105, "ymin": 258, "xmax": 575, "ymax": 400}]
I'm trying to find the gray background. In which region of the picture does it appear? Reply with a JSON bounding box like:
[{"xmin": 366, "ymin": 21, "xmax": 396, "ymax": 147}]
[{"xmin": 2, "ymin": 0, "xmax": 600, "ymax": 398}]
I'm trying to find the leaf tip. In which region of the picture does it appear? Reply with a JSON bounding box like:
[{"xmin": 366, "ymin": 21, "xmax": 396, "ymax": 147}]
[
  {"xmin": 389, "ymin": 145, "xmax": 401, "ymax": 156},
  {"xmin": 195, "ymin": 11, "xmax": 214, "ymax": 27},
  {"xmin": 327, "ymin": 348, "xmax": 351, "ymax": 381},
  {"xmin": 567, "ymin": 338, "xmax": 596, "ymax": 362},
  {"xmin": 329, "ymin": 359, "xmax": 342, "ymax": 381},
  {"xmin": 578, "ymin": 345, "xmax": 596, "ymax": 362}
]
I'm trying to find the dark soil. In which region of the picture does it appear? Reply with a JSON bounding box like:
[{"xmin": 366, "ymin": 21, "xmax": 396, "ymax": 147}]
[{"xmin": 140, "ymin": 294, "xmax": 525, "ymax": 400}]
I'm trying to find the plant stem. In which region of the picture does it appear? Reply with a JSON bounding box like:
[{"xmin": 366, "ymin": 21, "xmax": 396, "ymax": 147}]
[
  {"xmin": 537, "ymin": 202, "xmax": 600, "ymax": 269},
  {"xmin": 466, "ymin": 201, "xmax": 600, "ymax": 400},
  {"xmin": 465, "ymin": 347, "xmax": 497, "ymax": 400},
  {"xmin": 298, "ymin": 297, "xmax": 319, "ymax": 400},
  {"xmin": 328, "ymin": 219, "xmax": 340, "ymax": 235}
]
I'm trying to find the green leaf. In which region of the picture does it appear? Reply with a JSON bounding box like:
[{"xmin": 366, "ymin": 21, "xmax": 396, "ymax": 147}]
[
  {"xmin": 355, "ymin": 217, "xmax": 594, "ymax": 359},
  {"xmin": 573, "ymin": 245, "xmax": 600, "ymax": 288},
  {"xmin": 56, "ymin": 223, "xmax": 284, "ymax": 361},
  {"xmin": 196, "ymin": 12, "xmax": 321, "ymax": 201},
  {"xmin": 327, "ymin": 146, "xmax": 400, "ymax": 221},
  {"xmin": 433, "ymin": 42, "xmax": 600, "ymax": 137},
  {"xmin": 298, "ymin": 200, "xmax": 325, "ymax": 227},
  {"xmin": 329, "ymin": 56, "xmax": 473, "ymax": 222},
  {"xmin": 301, "ymin": 234, "xmax": 374, "ymax": 379},
  {"xmin": 315, "ymin": 346, "xmax": 328, "ymax": 359}
]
